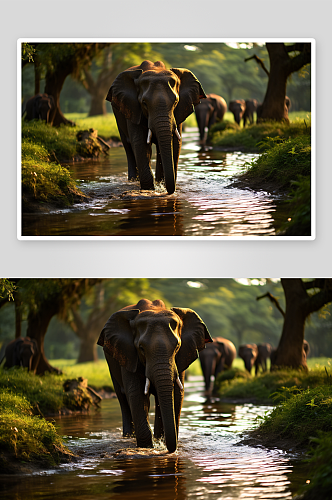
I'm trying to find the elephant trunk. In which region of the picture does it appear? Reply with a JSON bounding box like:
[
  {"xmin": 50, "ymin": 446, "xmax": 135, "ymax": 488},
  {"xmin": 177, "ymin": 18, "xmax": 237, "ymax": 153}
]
[
  {"xmin": 152, "ymin": 116, "xmax": 176, "ymax": 195},
  {"xmin": 149, "ymin": 363, "xmax": 178, "ymax": 453}
]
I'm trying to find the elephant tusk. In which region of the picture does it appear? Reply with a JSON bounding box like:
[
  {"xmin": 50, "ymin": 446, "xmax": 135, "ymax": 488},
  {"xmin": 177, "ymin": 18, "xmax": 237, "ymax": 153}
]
[
  {"xmin": 175, "ymin": 128, "xmax": 181, "ymax": 140},
  {"xmin": 147, "ymin": 129, "xmax": 152, "ymax": 144},
  {"xmin": 144, "ymin": 377, "xmax": 150, "ymax": 395},
  {"xmin": 176, "ymin": 377, "xmax": 183, "ymax": 391}
]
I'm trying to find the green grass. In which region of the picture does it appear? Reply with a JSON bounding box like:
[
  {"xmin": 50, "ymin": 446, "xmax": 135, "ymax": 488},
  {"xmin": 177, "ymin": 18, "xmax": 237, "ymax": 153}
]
[
  {"xmin": 210, "ymin": 115, "xmax": 311, "ymax": 152},
  {"xmin": 258, "ymin": 384, "xmax": 332, "ymax": 444},
  {"xmin": 21, "ymin": 122, "xmax": 87, "ymax": 209},
  {"xmin": 0, "ymin": 373, "xmax": 73, "ymax": 469},
  {"xmin": 51, "ymin": 359, "xmax": 114, "ymax": 391},
  {"xmin": 64, "ymin": 113, "xmax": 119, "ymax": 139},
  {"xmin": 214, "ymin": 357, "xmax": 332, "ymax": 402}
]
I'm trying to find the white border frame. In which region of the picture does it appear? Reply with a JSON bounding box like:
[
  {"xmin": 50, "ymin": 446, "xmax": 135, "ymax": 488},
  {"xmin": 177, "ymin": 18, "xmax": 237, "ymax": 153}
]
[{"xmin": 17, "ymin": 38, "xmax": 316, "ymax": 241}]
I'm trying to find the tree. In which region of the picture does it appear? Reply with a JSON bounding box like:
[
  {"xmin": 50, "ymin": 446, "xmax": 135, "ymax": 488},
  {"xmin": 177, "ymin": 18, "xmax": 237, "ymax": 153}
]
[
  {"xmin": 260, "ymin": 279, "xmax": 332, "ymax": 370},
  {"xmin": 22, "ymin": 43, "xmax": 108, "ymax": 126},
  {"xmin": 247, "ymin": 42, "xmax": 311, "ymax": 122},
  {"xmin": 67, "ymin": 278, "xmax": 160, "ymax": 362},
  {"xmin": 81, "ymin": 43, "xmax": 159, "ymax": 116},
  {"xmin": 11, "ymin": 279, "xmax": 101, "ymax": 374}
]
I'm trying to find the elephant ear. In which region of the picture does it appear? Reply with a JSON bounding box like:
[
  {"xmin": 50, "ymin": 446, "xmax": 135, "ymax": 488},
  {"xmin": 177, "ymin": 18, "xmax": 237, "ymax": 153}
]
[
  {"xmin": 172, "ymin": 307, "xmax": 213, "ymax": 373},
  {"xmin": 171, "ymin": 68, "xmax": 206, "ymax": 125},
  {"xmin": 97, "ymin": 309, "xmax": 140, "ymax": 372},
  {"xmin": 106, "ymin": 68, "xmax": 143, "ymax": 125}
]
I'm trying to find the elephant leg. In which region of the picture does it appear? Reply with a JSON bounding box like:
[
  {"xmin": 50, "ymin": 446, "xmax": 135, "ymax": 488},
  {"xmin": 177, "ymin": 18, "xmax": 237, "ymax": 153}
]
[
  {"xmin": 104, "ymin": 353, "xmax": 134, "ymax": 436},
  {"xmin": 114, "ymin": 377, "xmax": 135, "ymax": 437},
  {"xmin": 119, "ymin": 128, "xmax": 139, "ymax": 181},
  {"xmin": 127, "ymin": 121, "xmax": 154, "ymax": 190},
  {"xmin": 121, "ymin": 369, "xmax": 154, "ymax": 448}
]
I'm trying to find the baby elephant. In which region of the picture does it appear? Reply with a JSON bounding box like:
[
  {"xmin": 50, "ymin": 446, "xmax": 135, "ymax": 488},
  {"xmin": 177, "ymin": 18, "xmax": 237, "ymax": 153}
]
[
  {"xmin": 199, "ymin": 337, "xmax": 236, "ymax": 396},
  {"xmin": 97, "ymin": 298, "xmax": 212, "ymax": 453}
]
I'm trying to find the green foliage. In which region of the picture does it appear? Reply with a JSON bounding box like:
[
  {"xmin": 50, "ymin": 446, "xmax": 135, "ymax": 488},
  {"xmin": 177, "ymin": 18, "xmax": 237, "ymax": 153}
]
[
  {"xmin": 210, "ymin": 115, "xmax": 311, "ymax": 153},
  {"xmin": 0, "ymin": 367, "xmax": 66, "ymax": 413},
  {"xmin": 21, "ymin": 122, "xmax": 85, "ymax": 207},
  {"xmin": 301, "ymin": 431, "xmax": 332, "ymax": 499},
  {"xmin": 259, "ymin": 384, "xmax": 332, "ymax": 445},
  {"xmin": 279, "ymin": 176, "xmax": 311, "ymax": 235},
  {"xmin": 0, "ymin": 280, "xmax": 16, "ymax": 301},
  {"xmin": 246, "ymin": 135, "xmax": 311, "ymax": 187},
  {"xmin": 0, "ymin": 387, "xmax": 70, "ymax": 465},
  {"xmin": 215, "ymin": 367, "xmax": 332, "ymax": 403}
]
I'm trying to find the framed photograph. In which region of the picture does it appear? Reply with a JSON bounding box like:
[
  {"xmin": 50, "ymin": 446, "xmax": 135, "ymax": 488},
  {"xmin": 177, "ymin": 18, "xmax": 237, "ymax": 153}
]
[{"xmin": 18, "ymin": 39, "xmax": 315, "ymax": 240}]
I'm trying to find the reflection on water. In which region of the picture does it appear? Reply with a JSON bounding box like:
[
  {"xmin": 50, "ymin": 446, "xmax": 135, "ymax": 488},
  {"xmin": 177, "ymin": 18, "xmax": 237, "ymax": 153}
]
[
  {"xmin": 0, "ymin": 377, "xmax": 309, "ymax": 499},
  {"xmin": 21, "ymin": 129, "xmax": 289, "ymax": 237}
]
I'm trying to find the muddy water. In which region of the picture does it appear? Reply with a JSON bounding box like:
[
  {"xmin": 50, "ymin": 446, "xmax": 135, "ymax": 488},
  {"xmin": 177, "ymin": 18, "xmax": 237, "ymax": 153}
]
[
  {"xmin": 21, "ymin": 129, "xmax": 288, "ymax": 237},
  {"xmin": 1, "ymin": 377, "xmax": 308, "ymax": 499}
]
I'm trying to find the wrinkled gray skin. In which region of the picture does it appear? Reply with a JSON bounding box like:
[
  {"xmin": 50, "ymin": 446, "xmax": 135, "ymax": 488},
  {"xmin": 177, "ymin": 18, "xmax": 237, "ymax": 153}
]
[
  {"xmin": 97, "ymin": 299, "xmax": 212, "ymax": 453},
  {"xmin": 194, "ymin": 93, "xmax": 227, "ymax": 146},
  {"xmin": 238, "ymin": 343, "xmax": 258, "ymax": 374},
  {"xmin": 243, "ymin": 99, "xmax": 258, "ymax": 127},
  {"xmin": 229, "ymin": 99, "xmax": 246, "ymax": 125},
  {"xmin": 254, "ymin": 343, "xmax": 273, "ymax": 375},
  {"xmin": 199, "ymin": 336, "xmax": 236, "ymax": 396},
  {"xmin": 24, "ymin": 93, "xmax": 55, "ymax": 124},
  {"xmin": 1, "ymin": 337, "xmax": 39, "ymax": 373},
  {"xmin": 107, "ymin": 60, "xmax": 206, "ymax": 194}
]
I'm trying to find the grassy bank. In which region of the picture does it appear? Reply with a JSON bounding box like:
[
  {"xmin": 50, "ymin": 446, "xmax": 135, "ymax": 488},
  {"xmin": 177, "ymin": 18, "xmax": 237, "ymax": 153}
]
[
  {"xmin": 0, "ymin": 365, "xmax": 105, "ymax": 471},
  {"xmin": 21, "ymin": 113, "xmax": 119, "ymax": 211},
  {"xmin": 0, "ymin": 368, "xmax": 75, "ymax": 471}
]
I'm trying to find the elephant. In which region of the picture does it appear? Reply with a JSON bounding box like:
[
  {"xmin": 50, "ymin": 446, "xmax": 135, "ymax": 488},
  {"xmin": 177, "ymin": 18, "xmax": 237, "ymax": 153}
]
[
  {"xmin": 106, "ymin": 60, "xmax": 206, "ymax": 195},
  {"xmin": 194, "ymin": 93, "xmax": 227, "ymax": 146},
  {"xmin": 243, "ymin": 99, "xmax": 258, "ymax": 127},
  {"xmin": 97, "ymin": 298, "xmax": 212, "ymax": 453},
  {"xmin": 1, "ymin": 337, "xmax": 39, "ymax": 373},
  {"xmin": 254, "ymin": 343, "xmax": 273, "ymax": 375},
  {"xmin": 229, "ymin": 99, "xmax": 246, "ymax": 125},
  {"xmin": 24, "ymin": 93, "xmax": 55, "ymax": 124},
  {"xmin": 238, "ymin": 343, "xmax": 258, "ymax": 374},
  {"xmin": 199, "ymin": 336, "xmax": 236, "ymax": 396}
]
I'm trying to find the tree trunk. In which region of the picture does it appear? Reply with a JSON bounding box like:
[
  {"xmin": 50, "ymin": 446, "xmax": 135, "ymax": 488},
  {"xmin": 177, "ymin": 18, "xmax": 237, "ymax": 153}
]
[
  {"xmin": 258, "ymin": 43, "xmax": 311, "ymax": 123},
  {"xmin": 44, "ymin": 66, "xmax": 75, "ymax": 127},
  {"xmin": 88, "ymin": 92, "xmax": 107, "ymax": 116},
  {"xmin": 271, "ymin": 279, "xmax": 332, "ymax": 371},
  {"xmin": 259, "ymin": 44, "xmax": 290, "ymax": 123},
  {"xmin": 26, "ymin": 300, "xmax": 62, "ymax": 374},
  {"xmin": 77, "ymin": 332, "xmax": 99, "ymax": 363}
]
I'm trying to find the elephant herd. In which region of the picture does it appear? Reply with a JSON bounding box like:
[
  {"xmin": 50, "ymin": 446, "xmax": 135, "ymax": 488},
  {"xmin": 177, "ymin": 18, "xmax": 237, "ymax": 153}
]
[
  {"xmin": 195, "ymin": 95, "xmax": 291, "ymax": 147},
  {"xmin": 22, "ymin": 60, "xmax": 292, "ymax": 197},
  {"xmin": 1, "ymin": 299, "xmax": 310, "ymax": 455}
]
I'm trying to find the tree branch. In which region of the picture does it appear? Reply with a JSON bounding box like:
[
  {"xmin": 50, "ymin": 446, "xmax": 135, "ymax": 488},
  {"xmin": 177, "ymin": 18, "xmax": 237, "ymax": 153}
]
[
  {"xmin": 257, "ymin": 292, "xmax": 285, "ymax": 317},
  {"xmin": 244, "ymin": 54, "xmax": 270, "ymax": 76}
]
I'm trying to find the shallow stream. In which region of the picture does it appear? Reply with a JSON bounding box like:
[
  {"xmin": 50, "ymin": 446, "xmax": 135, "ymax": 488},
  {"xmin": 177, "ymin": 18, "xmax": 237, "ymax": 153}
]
[
  {"xmin": 21, "ymin": 128, "xmax": 289, "ymax": 237},
  {"xmin": 0, "ymin": 376, "xmax": 309, "ymax": 499}
]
